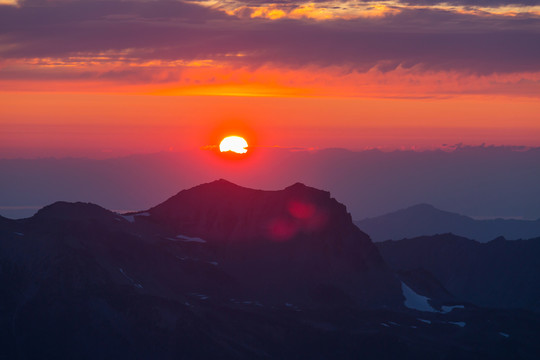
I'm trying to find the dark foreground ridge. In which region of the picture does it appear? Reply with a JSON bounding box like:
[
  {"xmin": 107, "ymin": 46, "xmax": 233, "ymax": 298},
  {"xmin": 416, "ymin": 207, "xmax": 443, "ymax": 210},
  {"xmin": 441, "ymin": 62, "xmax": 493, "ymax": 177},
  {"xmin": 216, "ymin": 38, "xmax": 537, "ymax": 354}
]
[{"xmin": 1, "ymin": 180, "xmax": 539, "ymax": 359}]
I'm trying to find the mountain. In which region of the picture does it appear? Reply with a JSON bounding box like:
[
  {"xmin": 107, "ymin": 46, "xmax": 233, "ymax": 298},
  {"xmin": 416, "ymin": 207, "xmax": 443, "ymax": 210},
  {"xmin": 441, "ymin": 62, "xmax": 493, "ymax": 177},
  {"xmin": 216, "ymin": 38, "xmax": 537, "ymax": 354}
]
[
  {"xmin": 357, "ymin": 204, "xmax": 540, "ymax": 242},
  {"xmin": 1, "ymin": 181, "xmax": 540, "ymax": 358},
  {"xmin": 142, "ymin": 179, "xmax": 402, "ymax": 308},
  {"xmin": 376, "ymin": 234, "xmax": 540, "ymax": 312}
]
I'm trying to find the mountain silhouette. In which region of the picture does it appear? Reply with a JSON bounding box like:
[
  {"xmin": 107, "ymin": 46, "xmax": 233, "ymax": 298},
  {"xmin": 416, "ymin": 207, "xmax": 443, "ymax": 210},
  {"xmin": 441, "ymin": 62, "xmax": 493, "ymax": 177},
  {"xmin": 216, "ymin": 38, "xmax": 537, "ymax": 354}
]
[
  {"xmin": 1, "ymin": 181, "xmax": 540, "ymax": 358},
  {"xmin": 357, "ymin": 203, "xmax": 540, "ymax": 242}
]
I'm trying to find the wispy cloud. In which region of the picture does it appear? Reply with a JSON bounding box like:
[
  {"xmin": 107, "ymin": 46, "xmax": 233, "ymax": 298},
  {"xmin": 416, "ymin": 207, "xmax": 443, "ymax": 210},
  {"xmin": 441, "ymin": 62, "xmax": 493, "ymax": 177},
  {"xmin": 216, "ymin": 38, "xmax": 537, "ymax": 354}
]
[{"xmin": 1, "ymin": 0, "xmax": 539, "ymax": 96}]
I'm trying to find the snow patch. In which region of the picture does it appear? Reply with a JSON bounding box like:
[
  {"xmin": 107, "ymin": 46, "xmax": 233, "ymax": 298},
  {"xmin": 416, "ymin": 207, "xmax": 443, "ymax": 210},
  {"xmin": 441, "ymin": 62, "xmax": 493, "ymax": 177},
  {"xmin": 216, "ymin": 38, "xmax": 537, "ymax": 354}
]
[
  {"xmin": 441, "ymin": 305, "xmax": 465, "ymax": 313},
  {"xmin": 448, "ymin": 321, "xmax": 466, "ymax": 327},
  {"xmin": 118, "ymin": 268, "xmax": 143, "ymax": 289},
  {"xmin": 381, "ymin": 323, "xmax": 390, "ymax": 327},
  {"xmin": 401, "ymin": 282, "xmax": 437, "ymax": 312},
  {"xmin": 120, "ymin": 212, "xmax": 149, "ymax": 223},
  {"xmin": 284, "ymin": 302, "xmax": 301, "ymax": 311},
  {"xmin": 207, "ymin": 261, "xmax": 218, "ymax": 266},
  {"xmin": 417, "ymin": 319, "xmax": 431, "ymax": 324},
  {"xmin": 229, "ymin": 299, "xmax": 264, "ymax": 307},
  {"xmin": 190, "ymin": 293, "xmax": 209, "ymax": 300},
  {"xmin": 176, "ymin": 234, "xmax": 206, "ymax": 243},
  {"xmin": 499, "ymin": 332, "xmax": 510, "ymax": 338},
  {"xmin": 14, "ymin": 232, "xmax": 24, "ymax": 236},
  {"xmin": 121, "ymin": 215, "xmax": 135, "ymax": 223}
]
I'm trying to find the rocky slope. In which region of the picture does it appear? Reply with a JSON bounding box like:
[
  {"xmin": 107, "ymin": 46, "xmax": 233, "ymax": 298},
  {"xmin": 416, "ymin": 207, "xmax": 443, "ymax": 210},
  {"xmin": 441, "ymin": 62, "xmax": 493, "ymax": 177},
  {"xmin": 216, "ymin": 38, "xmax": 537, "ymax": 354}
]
[{"xmin": 377, "ymin": 234, "xmax": 540, "ymax": 312}]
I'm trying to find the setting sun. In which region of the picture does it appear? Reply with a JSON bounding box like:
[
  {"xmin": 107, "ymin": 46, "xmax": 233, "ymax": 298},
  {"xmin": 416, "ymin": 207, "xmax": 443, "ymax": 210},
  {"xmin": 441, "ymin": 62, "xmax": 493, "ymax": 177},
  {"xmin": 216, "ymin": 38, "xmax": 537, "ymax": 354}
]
[{"xmin": 219, "ymin": 136, "xmax": 248, "ymax": 154}]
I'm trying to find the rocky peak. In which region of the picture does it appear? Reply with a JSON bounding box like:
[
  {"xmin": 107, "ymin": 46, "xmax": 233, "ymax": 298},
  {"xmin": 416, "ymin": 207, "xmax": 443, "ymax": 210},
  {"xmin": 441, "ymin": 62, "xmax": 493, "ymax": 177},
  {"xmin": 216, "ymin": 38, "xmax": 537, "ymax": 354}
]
[
  {"xmin": 149, "ymin": 180, "xmax": 357, "ymax": 245},
  {"xmin": 148, "ymin": 180, "xmax": 402, "ymax": 307},
  {"xmin": 33, "ymin": 201, "xmax": 114, "ymax": 221}
]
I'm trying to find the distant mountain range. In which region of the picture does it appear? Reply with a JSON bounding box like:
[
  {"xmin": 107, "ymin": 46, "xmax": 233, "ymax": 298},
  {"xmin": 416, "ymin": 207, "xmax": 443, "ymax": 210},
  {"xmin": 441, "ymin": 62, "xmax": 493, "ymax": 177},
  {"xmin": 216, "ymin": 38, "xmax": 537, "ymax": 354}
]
[
  {"xmin": 357, "ymin": 204, "xmax": 540, "ymax": 242},
  {"xmin": 1, "ymin": 181, "xmax": 540, "ymax": 358}
]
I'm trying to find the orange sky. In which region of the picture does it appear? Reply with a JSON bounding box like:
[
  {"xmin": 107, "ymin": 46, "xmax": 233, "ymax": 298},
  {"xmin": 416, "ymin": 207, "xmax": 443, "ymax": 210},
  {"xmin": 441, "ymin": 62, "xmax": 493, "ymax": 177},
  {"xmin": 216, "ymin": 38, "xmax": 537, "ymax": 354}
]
[
  {"xmin": 2, "ymin": 91, "xmax": 540, "ymax": 157},
  {"xmin": 1, "ymin": 0, "xmax": 539, "ymax": 157}
]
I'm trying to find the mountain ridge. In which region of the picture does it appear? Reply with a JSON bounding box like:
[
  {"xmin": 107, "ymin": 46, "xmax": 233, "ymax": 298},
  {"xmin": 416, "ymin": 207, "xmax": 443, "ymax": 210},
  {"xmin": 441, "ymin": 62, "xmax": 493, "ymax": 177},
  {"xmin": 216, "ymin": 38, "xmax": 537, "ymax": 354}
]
[
  {"xmin": 357, "ymin": 203, "xmax": 540, "ymax": 242},
  {"xmin": 147, "ymin": 179, "xmax": 352, "ymax": 243},
  {"xmin": 5, "ymin": 179, "xmax": 403, "ymax": 309}
]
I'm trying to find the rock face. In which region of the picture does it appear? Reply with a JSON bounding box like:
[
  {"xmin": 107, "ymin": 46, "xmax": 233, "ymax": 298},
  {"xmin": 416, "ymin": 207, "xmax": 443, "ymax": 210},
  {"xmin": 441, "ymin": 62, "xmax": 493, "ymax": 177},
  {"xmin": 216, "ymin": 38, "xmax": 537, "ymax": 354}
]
[
  {"xmin": 147, "ymin": 179, "xmax": 402, "ymax": 308},
  {"xmin": 150, "ymin": 180, "xmax": 356, "ymax": 243},
  {"xmin": 377, "ymin": 234, "xmax": 540, "ymax": 312}
]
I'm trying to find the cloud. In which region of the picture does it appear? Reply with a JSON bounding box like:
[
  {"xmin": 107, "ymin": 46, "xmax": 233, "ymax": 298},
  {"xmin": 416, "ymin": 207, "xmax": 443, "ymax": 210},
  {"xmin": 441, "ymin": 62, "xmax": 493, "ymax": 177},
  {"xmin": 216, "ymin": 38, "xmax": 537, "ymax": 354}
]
[
  {"xmin": 0, "ymin": 0, "xmax": 539, "ymax": 75},
  {"xmin": 192, "ymin": 0, "xmax": 540, "ymax": 6},
  {"xmin": 398, "ymin": 0, "xmax": 540, "ymax": 6}
]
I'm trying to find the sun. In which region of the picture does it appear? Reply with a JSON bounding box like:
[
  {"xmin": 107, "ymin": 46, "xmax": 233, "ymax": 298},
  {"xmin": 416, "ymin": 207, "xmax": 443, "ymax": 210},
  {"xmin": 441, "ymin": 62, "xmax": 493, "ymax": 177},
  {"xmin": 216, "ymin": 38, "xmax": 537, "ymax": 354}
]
[{"xmin": 219, "ymin": 136, "xmax": 248, "ymax": 154}]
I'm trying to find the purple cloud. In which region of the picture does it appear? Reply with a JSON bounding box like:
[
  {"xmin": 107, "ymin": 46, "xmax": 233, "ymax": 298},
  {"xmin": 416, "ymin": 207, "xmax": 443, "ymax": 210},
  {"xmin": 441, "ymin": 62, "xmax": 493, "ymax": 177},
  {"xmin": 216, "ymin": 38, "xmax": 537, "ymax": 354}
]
[{"xmin": 1, "ymin": 0, "xmax": 539, "ymax": 75}]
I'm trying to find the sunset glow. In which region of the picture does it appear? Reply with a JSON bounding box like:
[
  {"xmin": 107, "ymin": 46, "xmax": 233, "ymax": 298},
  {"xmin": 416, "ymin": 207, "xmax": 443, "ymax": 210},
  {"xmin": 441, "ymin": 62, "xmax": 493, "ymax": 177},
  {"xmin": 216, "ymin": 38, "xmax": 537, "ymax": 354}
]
[{"xmin": 0, "ymin": 0, "xmax": 539, "ymax": 157}]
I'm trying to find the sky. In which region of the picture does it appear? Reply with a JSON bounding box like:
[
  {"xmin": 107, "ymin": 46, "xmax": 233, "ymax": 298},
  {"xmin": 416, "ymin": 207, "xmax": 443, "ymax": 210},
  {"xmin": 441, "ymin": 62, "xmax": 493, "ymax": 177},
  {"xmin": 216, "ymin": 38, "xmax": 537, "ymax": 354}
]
[
  {"xmin": 1, "ymin": 0, "xmax": 539, "ymax": 157},
  {"xmin": 2, "ymin": 146, "xmax": 540, "ymax": 220}
]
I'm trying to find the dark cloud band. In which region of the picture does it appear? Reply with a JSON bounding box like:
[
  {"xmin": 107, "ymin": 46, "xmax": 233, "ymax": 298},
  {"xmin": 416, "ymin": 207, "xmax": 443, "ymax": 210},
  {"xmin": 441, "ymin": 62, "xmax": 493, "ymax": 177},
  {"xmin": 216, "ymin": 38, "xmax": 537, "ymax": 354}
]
[{"xmin": 1, "ymin": 0, "xmax": 539, "ymax": 75}]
